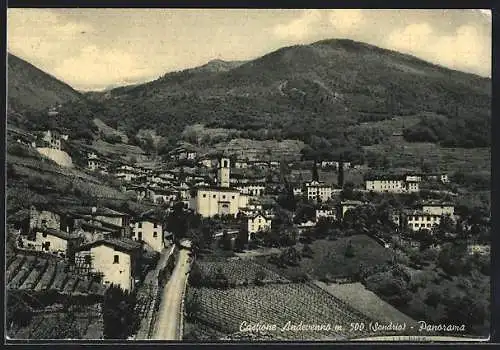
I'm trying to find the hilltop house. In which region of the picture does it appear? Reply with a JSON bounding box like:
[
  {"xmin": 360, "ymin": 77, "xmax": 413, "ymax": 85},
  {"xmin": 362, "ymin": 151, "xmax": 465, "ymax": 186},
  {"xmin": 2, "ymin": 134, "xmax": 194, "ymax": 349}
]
[
  {"xmin": 190, "ymin": 158, "xmax": 249, "ymax": 217},
  {"xmin": 305, "ymin": 181, "xmax": 333, "ymax": 202},
  {"xmin": 131, "ymin": 213, "xmax": 165, "ymax": 253},
  {"xmin": 75, "ymin": 238, "xmax": 142, "ymax": 291},
  {"xmin": 36, "ymin": 130, "xmax": 64, "ymax": 150}
]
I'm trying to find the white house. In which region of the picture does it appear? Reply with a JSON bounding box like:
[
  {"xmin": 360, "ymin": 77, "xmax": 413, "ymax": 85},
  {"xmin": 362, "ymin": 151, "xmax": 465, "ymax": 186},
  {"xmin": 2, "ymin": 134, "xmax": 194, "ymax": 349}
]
[
  {"xmin": 365, "ymin": 175, "xmax": 405, "ymax": 193},
  {"xmin": 315, "ymin": 207, "xmax": 337, "ymax": 222},
  {"xmin": 403, "ymin": 209, "xmax": 441, "ymax": 232},
  {"xmin": 234, "ymin": 160, "xmax": 249, "ymax": 169},
  {"xmin": 40, "ymin": 130, "xmax": 63, "ymax": 150},
  {"xmin": 132, "ymin": 217, "xmax": 164, "ymax": 252},
  {"xmin": 247, "ymin": 213, "xmax": 273, "ymax": 240},
  {"xmin": 421, "ymin": 202, "xmax": 455, "ymax": 217},
  {"xmin": 88, "ymin": 152, "xmax": 99, "ymax": 171},
  {"xmin": 305, "ymin": 181, "xmax": 332, "ymax": 202},
  {"xmin": 23, "ymin": 227, "xmax": 79, "ymax": 258},
  {"xmin": 76, "ymin": 238, "xmax": 141, "ymax": 292},
  {"xmin": 236, "ymin": 183, "xmax": 266, "ymax": 197}
]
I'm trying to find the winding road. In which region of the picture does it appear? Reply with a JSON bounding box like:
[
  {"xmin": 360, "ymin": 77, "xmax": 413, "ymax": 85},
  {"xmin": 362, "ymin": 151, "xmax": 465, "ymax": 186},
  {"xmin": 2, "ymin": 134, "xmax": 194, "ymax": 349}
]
[{"xmin": 152, "ymin": 242, "xmax": 191, "ymax": 340}]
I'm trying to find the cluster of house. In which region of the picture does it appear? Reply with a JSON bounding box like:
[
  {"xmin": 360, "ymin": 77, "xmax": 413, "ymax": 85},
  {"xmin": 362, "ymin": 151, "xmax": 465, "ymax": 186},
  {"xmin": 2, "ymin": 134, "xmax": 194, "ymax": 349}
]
[{"xmin": 13, "ymin": 204, "xmax": 169, "ymax": 292}]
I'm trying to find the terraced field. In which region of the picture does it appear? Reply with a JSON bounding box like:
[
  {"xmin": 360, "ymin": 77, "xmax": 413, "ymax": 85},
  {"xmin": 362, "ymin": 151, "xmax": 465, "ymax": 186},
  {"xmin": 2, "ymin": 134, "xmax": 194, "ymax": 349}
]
[
  {"xmin": 197, "ymin": 259, "xmax": 290, "ymax": 285},
  {"xmin": 187, "ymin": 283, "xmax": 376, "ymax": 340},
  {"xmin": 6, "ymin": 253, "xmax": 106, "ymax": 296}
]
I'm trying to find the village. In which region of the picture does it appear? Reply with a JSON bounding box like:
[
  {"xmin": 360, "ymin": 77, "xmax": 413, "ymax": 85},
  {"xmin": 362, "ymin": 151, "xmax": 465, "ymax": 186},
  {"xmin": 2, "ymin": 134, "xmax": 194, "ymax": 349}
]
[{"xmin": 6, "ymin": 106, "xmax": 491, "ymax": 341}]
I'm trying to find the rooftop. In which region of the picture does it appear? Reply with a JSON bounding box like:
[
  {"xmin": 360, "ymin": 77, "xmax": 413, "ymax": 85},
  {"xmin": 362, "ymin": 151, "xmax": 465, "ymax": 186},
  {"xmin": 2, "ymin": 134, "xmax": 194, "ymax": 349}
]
[
  {"xmin": 38, "ymin": 227, "xmax": 79, "ymax": 240},
  {"xmin": 78, "ymin": 237, "xmax": 141, "ymax": 253}
]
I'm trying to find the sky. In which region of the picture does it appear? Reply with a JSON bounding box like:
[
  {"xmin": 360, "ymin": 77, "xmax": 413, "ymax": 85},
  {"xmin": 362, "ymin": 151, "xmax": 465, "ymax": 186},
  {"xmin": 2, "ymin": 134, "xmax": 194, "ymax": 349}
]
[{"xmin": 7, "ymin": 9, "xmax": 492, "ymax": 91}]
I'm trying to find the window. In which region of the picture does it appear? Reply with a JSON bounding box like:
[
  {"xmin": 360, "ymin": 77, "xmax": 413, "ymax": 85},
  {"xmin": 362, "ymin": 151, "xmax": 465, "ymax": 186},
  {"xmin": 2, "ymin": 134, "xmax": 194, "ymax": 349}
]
[
  {"xmin": 42, "ymin": 232, "xmax": 48, "ymax": 238},
  {"xmin": 153, "ymin": 232, "xmax": 158, "ymax": 238},
  {"xmin": 213, "ymin": 195, "xmax": 216, "ymax": 198},
  {"xmin": 154, "ymin": 223, "xmax": 158, "ymax": 228},
  {"xmin": 222, "ymin": 195, "xmax": 226, "ymax": 199},
  {"xmin": 113, "ymin": 255, "xmax": 119, "ymax": 264},
  {"xmin": 138, "ymin": 222, "xmax": 142, "ymax": 228},
  {"xmin": 203, "ymin": 194, "xmax": 207, "ymax": 198},
  {"xmin": 232, "ymin": 196, "xmax": 235, "ymax": 199}
]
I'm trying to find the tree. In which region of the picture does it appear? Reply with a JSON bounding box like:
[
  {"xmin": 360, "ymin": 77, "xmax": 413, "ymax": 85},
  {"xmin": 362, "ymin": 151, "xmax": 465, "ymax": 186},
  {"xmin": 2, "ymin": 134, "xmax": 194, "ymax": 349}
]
[
  {"xmin": 254, "ymin": 269, "xmax": 267, "ymax": 286},
  {"xmin": 185, "ymin": 290, "xmax": 201, "ymax": 320},
  {"xmin": 6, "ymin": 294, "xmax": 33, "ymax": 330},
  {"xmin": 234, "ymin": 229, "xmax": 249, "ymax": 252},
  {"xmin": 311, "ymin": 161, "xmax": 319, "ymax": 182},
  {"xmin": 188, "ymin": 262, "xmax": 203, "ymax": 287},
  {"xmin": 102, "ymin": 285, "xmax": 139, "ymax": 339},
  {"xmin": 301, "ymin": 244, "xmax": 314, "ymax": 258},
  {"xmin": 345, "ymin": 240, "xmax": 355, "ymax": 258},
  {"xmin": 220, "ymin": 230, "xmax": 233, "ymax": 251}
]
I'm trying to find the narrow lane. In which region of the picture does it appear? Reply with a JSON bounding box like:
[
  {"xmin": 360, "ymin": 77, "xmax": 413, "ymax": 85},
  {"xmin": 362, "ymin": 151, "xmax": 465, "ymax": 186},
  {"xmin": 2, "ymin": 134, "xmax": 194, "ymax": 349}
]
[{"xmin": 152, "ymin": 246, "xmax": 191, "ymax": 340}]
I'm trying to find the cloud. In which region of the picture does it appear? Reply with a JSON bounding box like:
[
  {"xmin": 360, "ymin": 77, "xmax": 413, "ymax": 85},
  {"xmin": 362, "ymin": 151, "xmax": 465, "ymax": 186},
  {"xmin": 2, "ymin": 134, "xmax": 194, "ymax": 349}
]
[
  {"xmin": 386, "ymin": 22, "xmax": 490, "ymax": 76},
  {"xmin": 53, "ymin": 45, "xmax": 158, "ymax": 90},
  {"xmin": 273, "ymin": 10, "xmax": 322, "ymax": 40},
  {"xmin": 328, "ymin": 10, "xmax": 364, "ymax": 35},
  {"xmin": 8, "ymin": 9, "xmax": 93, "ymax": 60}
]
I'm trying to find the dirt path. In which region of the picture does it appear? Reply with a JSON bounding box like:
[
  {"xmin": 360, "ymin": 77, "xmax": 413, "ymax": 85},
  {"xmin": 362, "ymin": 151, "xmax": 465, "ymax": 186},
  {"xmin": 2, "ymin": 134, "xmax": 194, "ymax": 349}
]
[{"xmin": 152, "ymin": 247, "xmax": 191, "ymax": 340}]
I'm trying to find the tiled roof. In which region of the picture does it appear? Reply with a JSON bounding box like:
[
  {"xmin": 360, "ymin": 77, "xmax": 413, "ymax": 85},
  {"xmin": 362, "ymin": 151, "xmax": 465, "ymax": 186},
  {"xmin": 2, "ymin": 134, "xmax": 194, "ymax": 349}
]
[
  {"xmin": 38, "ymin": 227, "xmax": 79, "ymax": 240},
  {"xmin": 78, "ymin": 237, "xmax": 141, "ymax": 253}
]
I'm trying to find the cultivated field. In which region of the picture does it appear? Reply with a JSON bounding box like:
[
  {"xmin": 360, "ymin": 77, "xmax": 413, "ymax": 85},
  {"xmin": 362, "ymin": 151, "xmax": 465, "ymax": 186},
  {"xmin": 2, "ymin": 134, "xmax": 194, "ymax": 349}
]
[
  {"xmin": 187, "ymin": 283, "xmax": 375, "ymax": 340},
  {"xmin": 313, "ymin": 281, "xmax": 417, "ymax": 326},
  {"xmin": 6, "ymin": 253, "xmax": 106, "ymax": 296},
  {"xmin": 257, "ymin": 235, "xmax": 391, "ymax": 281},
  {"xmin": 210, "ymin": 138, "xmax": 305, "ymax": 161},
  {"xmin": 197, "ymin": 259, "xmax": 290, "ymax": 285},
  {"xmin": 8, "ymin": 306, "xmax": 103, "ymax": 339},
  {"xmin": 364, "ymin": 142, "xmax": 490, "ymax": 173}
]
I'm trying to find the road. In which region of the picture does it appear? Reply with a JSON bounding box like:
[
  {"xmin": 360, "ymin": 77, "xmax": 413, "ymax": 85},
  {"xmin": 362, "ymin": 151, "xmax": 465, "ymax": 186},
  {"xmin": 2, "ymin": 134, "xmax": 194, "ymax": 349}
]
[{"xmin": 152, "ymin": 245, "xmax": 191, "ymax": 340}]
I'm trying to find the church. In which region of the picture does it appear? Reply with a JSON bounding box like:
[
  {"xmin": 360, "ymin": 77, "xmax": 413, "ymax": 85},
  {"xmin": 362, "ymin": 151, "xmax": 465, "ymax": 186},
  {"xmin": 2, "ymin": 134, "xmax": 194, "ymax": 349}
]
[{"xmin": 190, "ymin": 158, "xmax": 248, "ymax": 217}]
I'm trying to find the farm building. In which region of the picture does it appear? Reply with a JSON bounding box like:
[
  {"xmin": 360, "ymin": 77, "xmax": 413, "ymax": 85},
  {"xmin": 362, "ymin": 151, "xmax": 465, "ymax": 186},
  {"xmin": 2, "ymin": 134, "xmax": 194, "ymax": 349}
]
[
  {"xmin": 76, "ymin": 238, "xmax": 142, "ymax": 292},
  {"xmin": 71, "ymin": 207, "xmax": 131, "ymax": 238},
  {"xmin": 23, "ymin": 227, "xmax": 80, "ymax": 258}
]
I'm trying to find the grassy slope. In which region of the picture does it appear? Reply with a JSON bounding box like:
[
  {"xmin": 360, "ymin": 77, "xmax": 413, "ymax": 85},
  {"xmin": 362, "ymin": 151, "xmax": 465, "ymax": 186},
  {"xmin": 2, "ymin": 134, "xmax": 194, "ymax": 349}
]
[
  {"xmin": 257, "ymin": 235, "xmax": 391, "ymax": 280},
  {"xmin": 87, "ymin": 39, "xmax": 490, "ymax": 142},
  {"xmin": 7, "ymin": 53, "xmax": 82, "ymax": 113}
]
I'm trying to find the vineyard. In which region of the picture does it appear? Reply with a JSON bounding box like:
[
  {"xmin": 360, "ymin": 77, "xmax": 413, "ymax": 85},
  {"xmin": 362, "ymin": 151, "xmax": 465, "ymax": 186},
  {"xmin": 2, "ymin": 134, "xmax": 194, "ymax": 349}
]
[
  {"xmin": 197, "ymin": 259, "xmax": 290, "ymax": 285},
  {"xmin": 186, "ymin": 283, "xmax": 376, "ymax": 340},
  {"xmin": 6, "ymin": 253, "xmax": 106, "ymax": 296}
]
